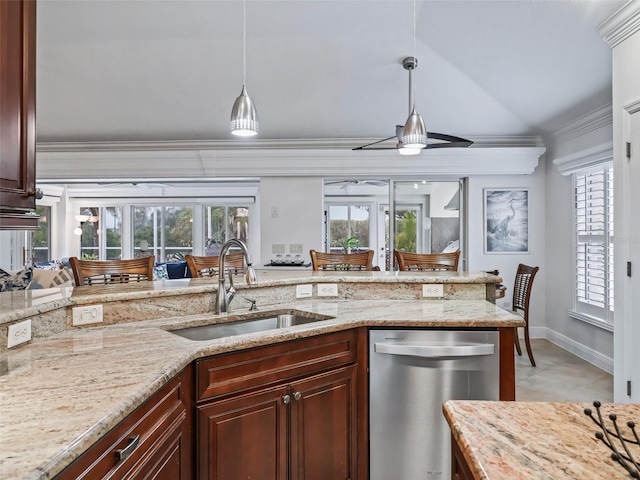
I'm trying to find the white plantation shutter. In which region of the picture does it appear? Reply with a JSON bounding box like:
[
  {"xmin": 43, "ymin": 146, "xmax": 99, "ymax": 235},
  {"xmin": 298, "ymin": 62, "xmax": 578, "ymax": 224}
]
[{"xmin": 574, "ymin": 164, "xmax": 614, "ymax": 322}]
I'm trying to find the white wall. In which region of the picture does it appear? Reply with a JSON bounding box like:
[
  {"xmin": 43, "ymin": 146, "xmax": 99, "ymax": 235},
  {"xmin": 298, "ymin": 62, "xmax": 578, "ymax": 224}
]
[
  {"xmin": 467, "ymin": 161, "xmax": 546, "ymax": 336},
  {"xmin": 544, "ymin": 119, "xmax": 614, "ymax": 373},
  {"xmin": 259, "ymin": 177, "xmax": 324, "ymax": 265}
]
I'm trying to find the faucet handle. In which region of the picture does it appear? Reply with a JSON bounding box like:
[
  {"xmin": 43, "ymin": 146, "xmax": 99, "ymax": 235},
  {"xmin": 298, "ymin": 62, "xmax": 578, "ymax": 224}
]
[{"xmin": 227, "ymin": 271, "xmax": 236, "ymax": 301}]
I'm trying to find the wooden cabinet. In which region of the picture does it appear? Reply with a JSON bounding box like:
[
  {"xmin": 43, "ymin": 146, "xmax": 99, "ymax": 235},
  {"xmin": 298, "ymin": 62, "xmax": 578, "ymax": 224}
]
[
  {"xmin": 195, "ymin": 329, "xmax": 367, "ymax": 480},
  {"xmin": 55, "ymin": 368, "xmax": 194, "ymax": 480},
  {"xmin": 0, "ymin": 0, "xmax": 38, "ymax": 229},
  {"xmin": 451, "ymin": 434, "xmax": 474, "ymax": 480}
]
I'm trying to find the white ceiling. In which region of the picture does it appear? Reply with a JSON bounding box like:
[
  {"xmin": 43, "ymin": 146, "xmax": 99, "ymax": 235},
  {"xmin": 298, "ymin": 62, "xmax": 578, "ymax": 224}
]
[{"xmin": 36, "ymin": 0, "xmax": 627, "ymax": 145}]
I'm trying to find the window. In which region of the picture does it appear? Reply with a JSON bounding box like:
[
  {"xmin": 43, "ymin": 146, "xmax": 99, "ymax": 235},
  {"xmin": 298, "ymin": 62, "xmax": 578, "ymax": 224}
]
[
  {"xmin": 204, "ymin": 206, "xmax": 250, "ymax": 255},
  {"xmin": 30, "ymin": 205, "xmax": 51, "ymax": 263},
  {"xmin": 133, "ymin": 206, "xmax": 193, "ymax": 262},
  {"xmin": 574, "ymin": 164, "xmax": 614, "ymax": 325},
  {"xmin": 326, "ymin": 204, "xmax": 370, "ymax": 253},
  {"xmin": 78, "ymin": 207, "xmax": 123, "ymax": 260}
]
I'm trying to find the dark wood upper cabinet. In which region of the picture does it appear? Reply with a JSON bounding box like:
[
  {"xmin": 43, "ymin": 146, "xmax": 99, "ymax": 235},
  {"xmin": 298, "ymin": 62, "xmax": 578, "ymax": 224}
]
[{"xmin": 0, "ymin": 0, "xmax": 38, "ymax": 230}]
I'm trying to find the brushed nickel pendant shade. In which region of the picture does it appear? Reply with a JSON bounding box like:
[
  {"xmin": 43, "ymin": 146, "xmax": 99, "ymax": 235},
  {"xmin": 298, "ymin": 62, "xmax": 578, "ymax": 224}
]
[
  {"xmin": 230, "ymin": 85, "xmax": 258, "ymax": 136},
  {"xmin": 230, "ymin": 0, "xmax": 258, "ymax": 137}
]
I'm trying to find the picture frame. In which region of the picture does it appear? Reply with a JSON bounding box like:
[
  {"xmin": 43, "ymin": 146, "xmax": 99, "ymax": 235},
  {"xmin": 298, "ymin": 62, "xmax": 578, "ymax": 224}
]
[{"xmin": 484, "ymin": 188, "xmax": 529, "ymax": 254}]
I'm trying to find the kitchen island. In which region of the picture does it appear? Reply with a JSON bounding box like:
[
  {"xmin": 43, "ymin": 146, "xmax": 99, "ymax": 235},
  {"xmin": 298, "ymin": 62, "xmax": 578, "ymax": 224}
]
[
  {"xmin": 444, "ymin": 400, "xmax": 640, "ymax": 480},
  {"xmin": 0, "ymin": 271, "xmax": 521, "ymax": 479}
]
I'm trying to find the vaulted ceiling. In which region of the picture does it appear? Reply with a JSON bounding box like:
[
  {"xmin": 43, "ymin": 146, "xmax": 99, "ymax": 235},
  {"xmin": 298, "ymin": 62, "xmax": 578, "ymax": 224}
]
[{"xmin": 36, "ymin": 0, "xmax": 627, "ymax": 145}]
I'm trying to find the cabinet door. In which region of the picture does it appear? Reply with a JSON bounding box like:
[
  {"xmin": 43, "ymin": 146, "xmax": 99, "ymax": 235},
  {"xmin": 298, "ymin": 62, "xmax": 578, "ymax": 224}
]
[
  {"xmin": 289, "ymin": 366, "xmax": 358, "ymax": 480},
  {"xmin": 124, "ymin": 414, "xmax": 189, "ymax": 480},
  {"xmin": 0, "ymin": 0, "xmax": 38, "ymax": 229},
  {"xmin": 197, "ymin": 385, "xmax": 288, "ymax": 480}
]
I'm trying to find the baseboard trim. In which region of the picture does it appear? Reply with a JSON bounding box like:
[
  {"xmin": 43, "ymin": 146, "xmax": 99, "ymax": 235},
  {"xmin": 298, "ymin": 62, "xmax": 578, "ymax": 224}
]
[{"xmin": 544, "ymin": 328, "xmax": 613, "ymax": 374}]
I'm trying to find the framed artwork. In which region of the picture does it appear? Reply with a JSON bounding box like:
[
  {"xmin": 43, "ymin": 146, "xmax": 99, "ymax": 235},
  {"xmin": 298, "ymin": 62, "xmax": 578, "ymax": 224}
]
[{"xmin": 484, "ymin": 189, "xmax": 529, "ymax": 254}]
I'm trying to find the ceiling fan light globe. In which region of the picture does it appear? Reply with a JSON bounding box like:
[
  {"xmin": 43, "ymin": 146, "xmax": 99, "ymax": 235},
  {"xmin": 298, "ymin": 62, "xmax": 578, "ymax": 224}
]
[
  {"xmin": 397, "ymin": 144, "xmax": 421, "ymax": 155},
  {"xmin": 230, "ymin": 85, "xmax": 259, "ymax": 136},
  {"xmin": 402, "ymin": 108, "xmax": 427, "ymax": 149}
]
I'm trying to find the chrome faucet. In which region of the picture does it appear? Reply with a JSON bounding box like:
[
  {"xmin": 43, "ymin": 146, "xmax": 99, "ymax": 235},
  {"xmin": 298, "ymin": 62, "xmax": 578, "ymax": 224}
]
[{"xmin": 215, "ymin": 239, "xmax": 258, "ymax": 314}]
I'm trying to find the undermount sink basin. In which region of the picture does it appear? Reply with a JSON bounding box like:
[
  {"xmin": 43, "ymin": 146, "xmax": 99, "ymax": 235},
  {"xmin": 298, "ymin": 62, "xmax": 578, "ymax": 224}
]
[{"xmin": 169, "ymin": 312, "xmax": 331, "ymax": 341}]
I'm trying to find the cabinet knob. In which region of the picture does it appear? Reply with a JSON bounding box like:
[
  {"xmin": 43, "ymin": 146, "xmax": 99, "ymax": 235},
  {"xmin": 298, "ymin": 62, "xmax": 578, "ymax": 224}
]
[
  {"xmin": 282, "ymin": 394, "xmax": 291, "ymax": 404},
  {"xmin": 293, "ymin": 391, "xmax": 302, "ymax": 401}
]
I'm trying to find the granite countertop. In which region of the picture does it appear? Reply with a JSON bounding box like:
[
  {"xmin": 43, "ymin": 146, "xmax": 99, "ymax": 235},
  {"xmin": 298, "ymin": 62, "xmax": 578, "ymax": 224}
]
[
  {"xmin": 1, "ymin": 295, "xmax": 519, "ymax": 480},
  {"xmin": 0, "ymin": 270, "xmax": 501, "ymax": 326},
  {"xmin": 0, "ymin": 270, "xmax": 507, "ymax": 479},
  {"xmin": 443, "ymin": 400, "xmax": 640, "ymax": 480}
]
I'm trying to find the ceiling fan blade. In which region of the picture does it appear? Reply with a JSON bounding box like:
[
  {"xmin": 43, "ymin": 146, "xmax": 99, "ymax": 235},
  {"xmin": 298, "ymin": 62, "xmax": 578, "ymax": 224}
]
[
  {"xmin": 426, "ymin": 132, "xmax": 474, "ymax": 148},
  {"xmin": 352, "ymin": 135, "xmax": 398, "ymax": 150}
]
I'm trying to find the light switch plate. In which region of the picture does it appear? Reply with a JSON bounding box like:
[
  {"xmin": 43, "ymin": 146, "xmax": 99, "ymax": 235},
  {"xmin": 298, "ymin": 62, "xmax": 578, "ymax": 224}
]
[
  {"xmin": 422, "ymin": 284, "xmax": 444, "ymax": 298},
  {"xmin": 272, "ymin": 243, "xmax": 285, "ymax": 254},
  {"xmin": 317, "ymin": 283, "xmax": 338, "ymax": 297},
  {"xmin": 289, "ymin": 244, "xmax": 303, "ymax": 254},
  {"xmin": 72, "ymin": 305, "xmax": 104, "ymax": 326},
  {"xmin": 296, "ymin": 284, "xmax": 313, "ymax": 299}
]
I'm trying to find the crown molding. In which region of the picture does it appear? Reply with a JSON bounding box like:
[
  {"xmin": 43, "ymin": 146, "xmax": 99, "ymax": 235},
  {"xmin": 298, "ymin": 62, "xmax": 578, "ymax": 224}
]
[
  {"xmin": 35, "ymin": 135, "xmax": 544, "ymax": 153},
  {"xmin": 552, "ymin": 104, "xmax": 612, "ymax": 142},
  {"xmin": 36, "ymin": 145, "xmax": 545, "ymax": 180},
  {"xmin": 552, "ymin": 141, "xmax": 613, "ymax": 176},
  {"xmin": 598, "ymin": 0, "xmax": 640, "ymax": 48}
]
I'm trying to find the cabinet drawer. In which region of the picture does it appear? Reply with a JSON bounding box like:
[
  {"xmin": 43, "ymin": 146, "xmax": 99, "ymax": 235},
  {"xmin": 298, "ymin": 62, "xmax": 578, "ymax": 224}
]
[
  {"xmin": 196, "ymin": 330, "xmax": 358, "ymax": 402},
  {"xmin": 55, "ymin": 369, "xmax": 191, "ymax": 480}
]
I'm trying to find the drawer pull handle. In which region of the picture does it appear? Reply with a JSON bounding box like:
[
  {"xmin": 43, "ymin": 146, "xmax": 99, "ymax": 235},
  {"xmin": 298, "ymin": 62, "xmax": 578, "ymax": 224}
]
[
  {"xmin": 116, "ymin": 435, "xmax": 140, "ymax": 462},
  {"xmin": 293, "ymin": 391, "xmax": 302, "ymax": 401},
  {"xmin": 282, "ymin": 394, "xmax": 291, "ymax": 404}
]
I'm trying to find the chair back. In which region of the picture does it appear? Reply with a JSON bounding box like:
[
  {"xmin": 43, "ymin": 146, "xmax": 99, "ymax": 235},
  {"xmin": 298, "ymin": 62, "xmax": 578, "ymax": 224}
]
[
  {"xmin": 394, "ymin": 250, "xmax": 460, "ymax": 271},
  {"xmin": 512, "ymin": 263, "xmax": 539, "ymax": 312},
  {"xmin": 185, "ymin": 253, "xmax": 245, "ymax": 278},
  {"xmin": 310, "ymin": 250, "xmax": 374, "ymax": 271},
  {"xmin": 69, "ymin": 256, "xmax": 155, "ymax": 286}
]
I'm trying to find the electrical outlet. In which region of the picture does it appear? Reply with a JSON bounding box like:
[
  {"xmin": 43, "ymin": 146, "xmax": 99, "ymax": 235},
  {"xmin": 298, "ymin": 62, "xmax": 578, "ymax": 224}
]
[
  {"xmin": 422, "ymin": 284, "xmax": 444, "ymax": 298},
  {"xmin": 72, "ymin": 305, "xmax": 104, "ymax": 326},
  {"xmin": 502, "ymin": 300, "xmax": 512, "ymax": 309},
  {"xmin": 272, "ymin": 243, "xmax": 285, "ymax": 254},
  {"xmin": 271, "ymin": 206, "xmax": 279, "ymax": 218},
  {"xmin": 7, "ymin": 319, "xmax": 32, "ymax": 348},
  {"xmin": 317, "ymin": 283, "xmax": 338, "ymax": 297},
  {"xmin": 296, "ymin": 284, "xmax": 313, "ymax": 299}
]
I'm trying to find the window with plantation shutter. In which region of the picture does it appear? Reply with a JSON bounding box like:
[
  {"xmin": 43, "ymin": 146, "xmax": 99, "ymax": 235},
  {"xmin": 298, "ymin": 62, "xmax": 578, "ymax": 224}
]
[{"xmin": 574, "ymin": 163, "xmax": 614, "ymax": 326}]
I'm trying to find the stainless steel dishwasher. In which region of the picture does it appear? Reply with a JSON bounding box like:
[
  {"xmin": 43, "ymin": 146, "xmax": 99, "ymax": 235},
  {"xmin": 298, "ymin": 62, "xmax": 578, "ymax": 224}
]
[{"xmin": 369, "ymin": 329, "xmax": 500, "ymax": 480}]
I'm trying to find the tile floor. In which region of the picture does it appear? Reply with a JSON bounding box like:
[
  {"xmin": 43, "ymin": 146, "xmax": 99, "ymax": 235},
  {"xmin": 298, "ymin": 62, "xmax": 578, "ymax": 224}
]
[{"xmin": 515, "ymin": 339, "xmax": 613, "ymax": 402}]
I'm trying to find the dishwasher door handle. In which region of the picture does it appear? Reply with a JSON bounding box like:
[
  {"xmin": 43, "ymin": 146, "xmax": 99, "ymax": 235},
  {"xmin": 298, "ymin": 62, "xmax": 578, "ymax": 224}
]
[{"xmin": 374, "ymin": 342, "xmax": 495, "ymax": 358}]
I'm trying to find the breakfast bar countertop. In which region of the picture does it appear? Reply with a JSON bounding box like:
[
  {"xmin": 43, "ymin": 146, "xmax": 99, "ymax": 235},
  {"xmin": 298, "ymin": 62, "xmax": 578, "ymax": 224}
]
[
  {"xmin": 0, "ymin": 272, "xmax": 510, "ymax": 479},
  {"xmin": 443, "ymin": 400, "xmax": 640, "ymax": 480}
]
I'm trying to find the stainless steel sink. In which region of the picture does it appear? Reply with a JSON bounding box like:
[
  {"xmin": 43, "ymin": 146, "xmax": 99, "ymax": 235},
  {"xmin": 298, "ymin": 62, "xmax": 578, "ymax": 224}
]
[{"xmin": 169, "ymin": 312, "xmax": 331, "ymax": 341}]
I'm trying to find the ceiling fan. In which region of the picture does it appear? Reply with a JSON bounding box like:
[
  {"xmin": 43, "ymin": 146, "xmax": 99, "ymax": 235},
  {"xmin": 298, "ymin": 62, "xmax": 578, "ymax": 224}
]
[{"xmin": 353, "ymin": 57, "xmax": 473, "ymax": 153}]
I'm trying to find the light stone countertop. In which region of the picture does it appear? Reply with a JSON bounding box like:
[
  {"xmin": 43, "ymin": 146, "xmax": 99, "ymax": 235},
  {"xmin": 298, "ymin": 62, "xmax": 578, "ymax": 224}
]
[
  {"xmin": 0, "ymin": 295, "xmax": 520, "ymax": 480},
  {"xmin": 0, "ymin": 270, "xmax": 501, "ymax": 326},
  {"xmin": 0, "ymin": 271, "xmax": 507, "ymax": 478},
  {"xmin": 443, "ymin": 400, "xmax": 640, "ymax": 480}
]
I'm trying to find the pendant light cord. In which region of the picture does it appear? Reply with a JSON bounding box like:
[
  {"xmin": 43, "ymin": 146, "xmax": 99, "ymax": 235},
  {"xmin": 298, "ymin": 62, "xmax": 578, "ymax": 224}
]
[
  {"xmin": 412, "ymin": 0, "xmax": 416, "ymax": 109},
  {"xmin": 243, "ymin": 0, "xmax": 247, "ymax": 87}
]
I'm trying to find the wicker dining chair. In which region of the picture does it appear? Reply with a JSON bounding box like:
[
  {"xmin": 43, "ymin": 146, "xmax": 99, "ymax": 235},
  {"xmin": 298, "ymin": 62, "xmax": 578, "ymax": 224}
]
[
  {"xmin": 309, "ymin": 250, "xmax": 375, "ymax": 271},
  {"xmin": 512, "ymin": 263, "xmax": 540, "ymax": 367},
  {"xmin": 394, "ymin": 250, "xmax": 460, "ymax": 271},
  {"xmin": 185, "ymin": 253, "xmax": 246, "ymax": 278},
  {"xmin": 69, "ymin": 256, "xmax": 155, "ymax": 286}
]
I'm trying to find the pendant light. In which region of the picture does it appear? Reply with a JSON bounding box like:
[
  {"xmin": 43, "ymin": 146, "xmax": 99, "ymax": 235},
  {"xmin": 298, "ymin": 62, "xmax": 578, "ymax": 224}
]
[
  {"xmin": 401, "ymin": 0, "xmax": 427, "ymax": 150},
  {"xmin": 230, "ymin": 0, "xmax": 258, "ymax": 136}
]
